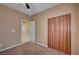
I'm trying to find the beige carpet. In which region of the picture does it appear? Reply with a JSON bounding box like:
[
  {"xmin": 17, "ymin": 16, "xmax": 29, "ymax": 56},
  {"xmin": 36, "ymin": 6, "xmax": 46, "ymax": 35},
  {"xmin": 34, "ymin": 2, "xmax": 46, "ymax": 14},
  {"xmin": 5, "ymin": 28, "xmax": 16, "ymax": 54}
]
[{"xmin": 0, "ymin": 42, "xmax": 66, "ymax": 55}]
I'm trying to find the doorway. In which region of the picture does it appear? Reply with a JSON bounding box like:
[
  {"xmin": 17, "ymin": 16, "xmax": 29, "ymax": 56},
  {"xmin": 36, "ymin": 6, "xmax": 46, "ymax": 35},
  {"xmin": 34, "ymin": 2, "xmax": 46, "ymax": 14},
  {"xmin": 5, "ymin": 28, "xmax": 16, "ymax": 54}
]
[{"xmin": 21, "ymin": 19, "xmax": 30, "ymax": 43}]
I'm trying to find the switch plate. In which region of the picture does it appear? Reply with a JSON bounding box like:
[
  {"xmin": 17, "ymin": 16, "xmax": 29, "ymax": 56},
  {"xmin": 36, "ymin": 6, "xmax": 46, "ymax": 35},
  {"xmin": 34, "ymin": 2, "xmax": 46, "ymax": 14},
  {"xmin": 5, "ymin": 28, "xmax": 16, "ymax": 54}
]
[
  {"xmin": 0, "ymin": 44, "xmax": 2, "ymax": 47},
  {"xmin": 12, "ymin": 29, "xmax": 15, "ymax": 32}
]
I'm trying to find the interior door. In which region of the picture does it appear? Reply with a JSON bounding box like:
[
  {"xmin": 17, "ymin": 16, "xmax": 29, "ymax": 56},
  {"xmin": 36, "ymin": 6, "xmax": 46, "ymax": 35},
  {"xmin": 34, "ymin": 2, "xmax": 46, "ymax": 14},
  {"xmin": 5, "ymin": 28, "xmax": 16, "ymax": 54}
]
[
  {"xmin": 48, "ymin": 14, "xmax": 71, "ymax": 54},
  {"xmin": 29, "ymin": 21, "xmax": 35, "ymax": 42}
]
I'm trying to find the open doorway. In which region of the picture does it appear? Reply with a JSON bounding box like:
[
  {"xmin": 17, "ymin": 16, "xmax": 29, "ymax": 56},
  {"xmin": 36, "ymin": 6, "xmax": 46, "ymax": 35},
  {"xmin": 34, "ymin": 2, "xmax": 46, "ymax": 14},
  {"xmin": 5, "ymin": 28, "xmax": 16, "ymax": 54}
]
[{"xmin": 21, "ymin": 19, "xmax": 30, "ymax": 43}]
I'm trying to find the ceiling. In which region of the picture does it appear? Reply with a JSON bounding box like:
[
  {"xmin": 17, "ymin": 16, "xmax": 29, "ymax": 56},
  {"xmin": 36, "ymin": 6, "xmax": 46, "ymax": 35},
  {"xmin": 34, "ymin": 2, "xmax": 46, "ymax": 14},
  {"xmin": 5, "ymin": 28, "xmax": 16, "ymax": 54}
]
[{"xmin": 3, "ymin": 3, "xmax": 60, "ymax": 16}]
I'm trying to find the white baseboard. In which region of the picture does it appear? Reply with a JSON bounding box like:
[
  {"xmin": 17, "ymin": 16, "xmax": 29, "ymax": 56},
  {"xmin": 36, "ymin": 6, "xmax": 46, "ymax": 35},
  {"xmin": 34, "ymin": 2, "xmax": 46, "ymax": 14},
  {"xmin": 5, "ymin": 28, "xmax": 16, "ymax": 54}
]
[
  {"xmin": 35, "ymin": 42, "xmax": 48, "ymax": 47},
  {"xmin": 0, "ymin": 42, "xmax": 48, "ymax": 52},
  {"xmin": 0, "ymin": 42, "xmax": 26, "ymax": 52}
]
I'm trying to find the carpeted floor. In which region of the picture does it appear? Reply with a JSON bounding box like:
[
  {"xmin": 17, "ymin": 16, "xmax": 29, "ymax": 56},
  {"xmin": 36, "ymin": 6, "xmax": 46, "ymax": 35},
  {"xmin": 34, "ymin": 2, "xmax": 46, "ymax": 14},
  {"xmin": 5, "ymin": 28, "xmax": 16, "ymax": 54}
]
[{"xmin": 0, "ymin": 42, "xmax": 66, "ymax": 55}]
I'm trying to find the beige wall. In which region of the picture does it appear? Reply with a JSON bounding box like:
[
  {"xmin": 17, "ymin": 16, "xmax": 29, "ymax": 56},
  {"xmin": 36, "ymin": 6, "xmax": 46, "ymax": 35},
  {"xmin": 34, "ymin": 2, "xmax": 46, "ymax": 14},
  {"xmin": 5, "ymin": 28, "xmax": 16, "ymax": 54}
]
[
  {"xmin": 31, "ymin": 4, "xmax": 78, "ymax": 54},
  {"xmin": 0, "ymin": 4, "xmax": 30, "ymax": 51},
  {"xmin": 76, "ymin": 4, "xmax": 79, "ymax": 54}
]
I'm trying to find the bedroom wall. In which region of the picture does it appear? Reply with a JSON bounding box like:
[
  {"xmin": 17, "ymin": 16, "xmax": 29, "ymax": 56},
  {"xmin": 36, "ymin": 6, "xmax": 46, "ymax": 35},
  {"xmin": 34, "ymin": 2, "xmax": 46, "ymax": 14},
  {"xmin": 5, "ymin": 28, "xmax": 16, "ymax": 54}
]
[
  {"xmin": 76, "ymin": 4, "xmax": 79, "ymax": 54},
  {"xmin": 0, "ymin": 4, "xmax": 30, "ymax": 51},
  {"xmin": 31, "ymin": 4, "xmax": 78, "ymax": 54}
]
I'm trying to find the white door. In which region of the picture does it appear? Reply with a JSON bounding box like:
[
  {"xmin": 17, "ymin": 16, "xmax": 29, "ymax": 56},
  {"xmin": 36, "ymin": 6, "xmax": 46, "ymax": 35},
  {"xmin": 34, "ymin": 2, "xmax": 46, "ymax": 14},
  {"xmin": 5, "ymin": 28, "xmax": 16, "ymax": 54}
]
[{"xmin": 29, "ymin": 21, "xmax": 35, "ymax": 42}]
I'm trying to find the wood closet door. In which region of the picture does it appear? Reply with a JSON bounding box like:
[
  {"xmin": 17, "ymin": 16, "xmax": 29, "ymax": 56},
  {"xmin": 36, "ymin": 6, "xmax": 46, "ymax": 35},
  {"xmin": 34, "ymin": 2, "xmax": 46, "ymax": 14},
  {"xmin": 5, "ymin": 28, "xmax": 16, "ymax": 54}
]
[{"xmin": 48, "ymin": 14, "xmax": 71, "ymax": 54}]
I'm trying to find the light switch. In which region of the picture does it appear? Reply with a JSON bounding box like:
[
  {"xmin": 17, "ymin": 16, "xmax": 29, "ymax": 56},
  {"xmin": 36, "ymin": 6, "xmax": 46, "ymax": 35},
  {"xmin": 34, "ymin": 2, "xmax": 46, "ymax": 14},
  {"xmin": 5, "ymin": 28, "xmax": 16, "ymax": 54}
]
[
  {"xmin": 0, "ymin": 44, "xmax": 2, "ymax": 47},
  {"xmin": 12, "ymin": 29, "xmax": 15, "ymax": 32}
]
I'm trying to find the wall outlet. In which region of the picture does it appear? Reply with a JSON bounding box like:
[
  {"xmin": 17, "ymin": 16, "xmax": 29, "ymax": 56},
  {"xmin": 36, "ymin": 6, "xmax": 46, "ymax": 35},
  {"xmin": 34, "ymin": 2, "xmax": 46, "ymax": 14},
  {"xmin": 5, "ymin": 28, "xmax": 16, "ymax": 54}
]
[{"xmin": 0, "ymin": 44, "xmax": 2, "ymax": 47}]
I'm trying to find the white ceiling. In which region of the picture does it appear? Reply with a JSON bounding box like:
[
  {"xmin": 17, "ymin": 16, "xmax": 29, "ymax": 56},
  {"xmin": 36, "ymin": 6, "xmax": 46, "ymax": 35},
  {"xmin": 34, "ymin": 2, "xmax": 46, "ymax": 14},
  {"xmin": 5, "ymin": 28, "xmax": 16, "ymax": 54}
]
[{"xmin": 3, "ymin": 3, "xmax": 59, "ymax": 16}]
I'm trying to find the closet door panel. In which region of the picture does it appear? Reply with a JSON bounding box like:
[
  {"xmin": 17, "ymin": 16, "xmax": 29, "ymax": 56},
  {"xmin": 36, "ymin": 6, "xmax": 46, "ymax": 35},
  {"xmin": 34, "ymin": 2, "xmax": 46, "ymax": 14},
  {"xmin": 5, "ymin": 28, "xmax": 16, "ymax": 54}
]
[
  {"xmin": 59, "ymin": 16, "xmax": 64, "ymax": 52},
  {"xmin": 48, "ymin": 19, "xmax": 51, "ymax": 47},
  {"xmin": 48, "ymin": 14, "xmax": 71, "ymax": 54},
  {"xmin": 67, "ymin": 14, "xmax": 71, "ymax": 54},
  {"xmin": 54, "ymin": 17, "xmax": 60, "ymax": 50}
]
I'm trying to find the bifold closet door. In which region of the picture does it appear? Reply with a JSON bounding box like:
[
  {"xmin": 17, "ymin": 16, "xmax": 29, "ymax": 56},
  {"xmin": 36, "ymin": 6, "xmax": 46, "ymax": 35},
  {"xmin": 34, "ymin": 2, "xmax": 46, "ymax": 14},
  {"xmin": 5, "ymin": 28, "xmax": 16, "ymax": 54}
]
[{"xmin": 48, "ymin": 14, "xmax": 71, "ymax": 54}]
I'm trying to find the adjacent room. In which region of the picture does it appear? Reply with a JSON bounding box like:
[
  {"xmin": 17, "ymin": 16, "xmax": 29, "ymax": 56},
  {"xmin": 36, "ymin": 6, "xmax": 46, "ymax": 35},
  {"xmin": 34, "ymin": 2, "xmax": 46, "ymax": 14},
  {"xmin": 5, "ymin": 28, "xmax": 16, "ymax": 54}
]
[{"xmin": 0, "ymin": 3, "xmax": 79, "ymax": 55}]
